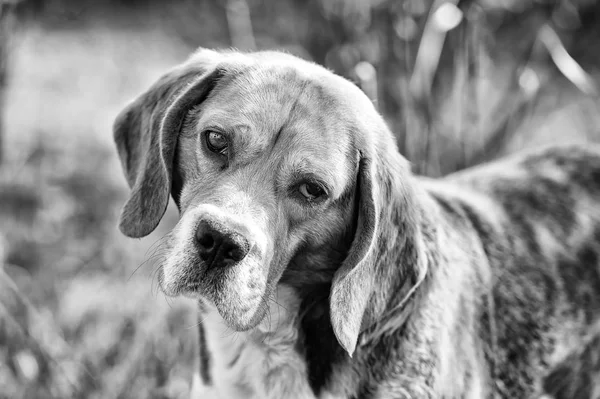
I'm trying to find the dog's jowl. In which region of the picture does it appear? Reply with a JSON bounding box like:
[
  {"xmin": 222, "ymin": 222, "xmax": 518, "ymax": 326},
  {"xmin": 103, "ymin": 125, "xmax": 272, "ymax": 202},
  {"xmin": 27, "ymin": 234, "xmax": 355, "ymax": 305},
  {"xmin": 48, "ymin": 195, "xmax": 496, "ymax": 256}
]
[{"xmin": 114, "ymin": 48, "xmax": 600, "ymax": 398}]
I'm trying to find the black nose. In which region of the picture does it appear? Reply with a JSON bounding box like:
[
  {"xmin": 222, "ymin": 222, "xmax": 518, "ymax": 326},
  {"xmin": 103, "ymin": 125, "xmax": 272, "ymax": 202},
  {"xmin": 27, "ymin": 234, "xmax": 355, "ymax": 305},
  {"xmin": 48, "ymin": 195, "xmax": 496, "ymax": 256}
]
[{"xmin": 195, "ymin": 220, "xmax": 250, "ymax": 268}]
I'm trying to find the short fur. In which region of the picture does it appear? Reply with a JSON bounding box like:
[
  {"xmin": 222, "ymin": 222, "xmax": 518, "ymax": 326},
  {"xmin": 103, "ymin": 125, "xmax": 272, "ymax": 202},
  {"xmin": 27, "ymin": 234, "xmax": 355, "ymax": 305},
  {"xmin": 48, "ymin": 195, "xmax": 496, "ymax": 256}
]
[{"xmin": 114, "ymin": 48, "xmax": 600, "ymax": 398}]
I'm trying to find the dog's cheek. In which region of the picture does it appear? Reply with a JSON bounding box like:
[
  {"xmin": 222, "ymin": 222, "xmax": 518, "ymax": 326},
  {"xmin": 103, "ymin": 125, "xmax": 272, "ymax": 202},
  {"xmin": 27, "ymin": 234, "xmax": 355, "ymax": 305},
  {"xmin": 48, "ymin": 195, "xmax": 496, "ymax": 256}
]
[
  {"xmin": 295, "ymin": 205, "xmax": 350, "ymax": 250},
  {"xmin": 157, "ymin": 214, "xmax": 201, "ymax": 294}
]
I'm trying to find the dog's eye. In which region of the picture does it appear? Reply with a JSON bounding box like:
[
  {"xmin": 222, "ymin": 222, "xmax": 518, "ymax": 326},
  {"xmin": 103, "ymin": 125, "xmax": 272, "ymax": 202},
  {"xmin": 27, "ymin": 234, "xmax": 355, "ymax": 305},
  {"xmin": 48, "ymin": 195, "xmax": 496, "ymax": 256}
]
[
  {"xmin": 298, "ymin": 182, "xmax": 326, "ymax": 201},
  {"xmin": 205, "ymin": 131, "xmax": 228, "ymax": 155}
]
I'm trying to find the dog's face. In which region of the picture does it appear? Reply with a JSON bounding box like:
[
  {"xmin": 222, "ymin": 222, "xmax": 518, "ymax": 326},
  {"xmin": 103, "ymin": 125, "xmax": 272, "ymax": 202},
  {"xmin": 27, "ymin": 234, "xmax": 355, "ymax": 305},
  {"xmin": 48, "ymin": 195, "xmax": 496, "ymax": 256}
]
[
  {"xmin": 166, "ymin": 65, "xmax": 358, "ymax": 329},
  {"xmin": 114, "ymin": 49, "xmax": 413, "ymax": 355}
]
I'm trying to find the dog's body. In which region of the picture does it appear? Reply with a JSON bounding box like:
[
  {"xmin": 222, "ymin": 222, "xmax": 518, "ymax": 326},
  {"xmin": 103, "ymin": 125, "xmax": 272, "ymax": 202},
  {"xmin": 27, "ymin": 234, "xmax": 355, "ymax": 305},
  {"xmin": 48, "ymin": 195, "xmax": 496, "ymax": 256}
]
[
  {"xmin": 113, "ymin": 49, "xmax": 600, "ymax": 398},
  {"xmin": 191, "ymin": 145, "xmax": 600, "ymax": 399}
]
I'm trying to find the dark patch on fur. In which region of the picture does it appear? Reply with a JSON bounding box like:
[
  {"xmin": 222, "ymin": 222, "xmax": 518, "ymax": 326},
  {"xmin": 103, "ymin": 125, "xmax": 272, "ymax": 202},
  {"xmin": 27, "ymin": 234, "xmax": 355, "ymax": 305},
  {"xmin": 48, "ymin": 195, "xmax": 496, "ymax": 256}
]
[
  {"xmin": 488, "ymin": 243, "xmax": 559, "ymax": 396},
  {"xmin": 354, "ymin": 381, "xmax": 376, "ymax": 399},
  {"xmin": 491, "ymin": 175, "xmax": 577, "ymax": 256},
  {"xmin": 297, "ymin": 283, "xmax": 346, "ymax": 395},
  {"xmin": 227, "ymin": 343, "xmax": 245, "ymax": 368},
  {"xmin": 506, "ymin": 177, "xmax": 574, "ymax": 231},
  {"xmin": 557, "ymin": 245, "xmax": 600, "ymax": 323},
  {"xmin": 198, "ymin": 321, "xmax": 212, "ymax": 386},
  {"xmin": 353, "ymin": 322, "xmax": 421, "ymax": 399},
  {"xmin": 522, "ymin": 145, "xmax": 600, "ymax": 194},
  {"xmin": 172, "ymin": 154, "xmax": 184, "ymax": 208}
]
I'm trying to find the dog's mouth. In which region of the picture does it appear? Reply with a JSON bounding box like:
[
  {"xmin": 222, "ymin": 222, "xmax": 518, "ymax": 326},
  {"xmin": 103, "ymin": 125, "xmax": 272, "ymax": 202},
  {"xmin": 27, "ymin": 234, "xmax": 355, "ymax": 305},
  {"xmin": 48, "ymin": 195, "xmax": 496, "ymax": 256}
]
[
  {"xmin": 213, "ymin": 291, "xmax": 270, "ymax": 330},
  {"xmin": 159, "ymin": 252, "xmax": 272, "ymax": 330}
]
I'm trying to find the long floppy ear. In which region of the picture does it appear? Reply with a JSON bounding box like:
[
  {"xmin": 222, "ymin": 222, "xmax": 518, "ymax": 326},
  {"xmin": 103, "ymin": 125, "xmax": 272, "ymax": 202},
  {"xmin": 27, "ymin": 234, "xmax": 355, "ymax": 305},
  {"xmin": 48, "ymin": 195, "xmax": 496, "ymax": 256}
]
[
  {"xmin": 329, "ymin": 154, "xmax": 379, "ymax": 357},
  {"xmin": 113, "ymin": 50, "xmax": 226, "ymax": 238}
]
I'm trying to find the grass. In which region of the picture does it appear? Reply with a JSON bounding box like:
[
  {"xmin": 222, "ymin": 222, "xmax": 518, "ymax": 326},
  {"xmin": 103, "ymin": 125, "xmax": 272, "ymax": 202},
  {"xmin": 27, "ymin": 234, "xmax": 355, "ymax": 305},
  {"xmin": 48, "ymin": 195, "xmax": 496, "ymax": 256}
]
[{"xmin": 0, "ymin": 18, "xmax": 203, "ymax": 399}]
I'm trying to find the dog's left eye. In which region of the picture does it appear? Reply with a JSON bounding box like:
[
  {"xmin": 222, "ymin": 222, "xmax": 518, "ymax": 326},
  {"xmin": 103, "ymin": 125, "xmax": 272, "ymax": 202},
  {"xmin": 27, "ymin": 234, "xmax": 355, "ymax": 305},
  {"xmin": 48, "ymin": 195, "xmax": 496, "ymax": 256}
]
[
  {"xmin": 298, "ymin": 182, "xmax": 326, "ymax": 201},
  {"xmin": 205, "ymin": 131, "xmax": 228, "ymax": 155}
]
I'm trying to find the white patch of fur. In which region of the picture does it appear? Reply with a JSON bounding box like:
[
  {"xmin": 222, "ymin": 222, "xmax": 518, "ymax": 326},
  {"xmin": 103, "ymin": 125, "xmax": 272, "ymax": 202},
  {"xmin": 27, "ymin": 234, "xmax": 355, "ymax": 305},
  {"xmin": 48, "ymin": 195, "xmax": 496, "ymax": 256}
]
[
  {"xmin": 195, "ymin": 285, "xmax": 316, "ymax": 399},
  {"xmin": 162, "ymin": 210, "xmax": 198, "ymax": 295}
]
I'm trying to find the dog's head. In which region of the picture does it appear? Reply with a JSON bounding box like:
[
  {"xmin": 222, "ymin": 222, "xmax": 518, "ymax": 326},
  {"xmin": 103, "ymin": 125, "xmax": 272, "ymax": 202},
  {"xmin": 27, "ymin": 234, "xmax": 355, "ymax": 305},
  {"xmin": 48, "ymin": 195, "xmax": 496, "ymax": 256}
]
[{"xmin": 114, "ymin": 49, "xmax": 416, "ymax": 356}]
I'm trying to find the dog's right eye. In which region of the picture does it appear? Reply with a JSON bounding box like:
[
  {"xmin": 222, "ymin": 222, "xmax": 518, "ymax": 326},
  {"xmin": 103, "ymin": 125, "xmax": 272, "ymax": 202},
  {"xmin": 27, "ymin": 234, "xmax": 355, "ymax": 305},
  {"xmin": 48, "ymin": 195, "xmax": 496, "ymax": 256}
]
[
  {"xmin": 205, "ymin": 131, "xmax": 229, "ymax": 155},
  {"xmin": 298, "ymin": 182, "xmax": 327, "ymax": 202}
]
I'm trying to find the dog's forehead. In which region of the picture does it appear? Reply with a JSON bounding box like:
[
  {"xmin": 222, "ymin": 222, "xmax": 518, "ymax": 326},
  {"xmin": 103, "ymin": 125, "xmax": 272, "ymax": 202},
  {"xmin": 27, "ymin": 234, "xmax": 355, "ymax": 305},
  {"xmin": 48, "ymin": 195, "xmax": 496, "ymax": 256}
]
[{"xmin": 199, "ymin": 60, "xmax": 360, "ymax": 159}]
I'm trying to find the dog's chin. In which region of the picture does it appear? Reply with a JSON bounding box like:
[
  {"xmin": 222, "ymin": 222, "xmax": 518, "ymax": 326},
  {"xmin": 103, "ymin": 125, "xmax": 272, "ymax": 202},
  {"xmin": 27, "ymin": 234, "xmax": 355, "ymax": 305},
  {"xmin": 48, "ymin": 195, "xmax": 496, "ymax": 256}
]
[
  {"xmin": 162, "ymin": 284, "xmax": 267, "ymax": 330},
  {"xmin": 159, "ymin": 281, "xmax": 268, "ymax": 330},
  {"xmin": 220, "ymin": 304, "xmax": 268, "ymax": 331},
  {"xmin": 212, "ymin": 293, "xmax": 268, "ymax": 331},
  {"xmin": 158, "ymin": 256, "xmax": 273, "ymax": 331}
]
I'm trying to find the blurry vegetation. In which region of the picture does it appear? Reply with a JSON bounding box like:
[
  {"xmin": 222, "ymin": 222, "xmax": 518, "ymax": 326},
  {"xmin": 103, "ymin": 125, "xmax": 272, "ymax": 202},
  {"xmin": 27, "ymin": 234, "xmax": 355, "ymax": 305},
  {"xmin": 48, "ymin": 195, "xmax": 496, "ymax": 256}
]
[
  {"xmin": 0, "ymin": 1, "xmax": 17, "ymax": 164},
  {"xmin": 0, "ymin": 0, "xmax": 599, "ymax": 397},
  {"xmin": 303, "ymin": 0, "xmax": 600, "ymax": 175}
]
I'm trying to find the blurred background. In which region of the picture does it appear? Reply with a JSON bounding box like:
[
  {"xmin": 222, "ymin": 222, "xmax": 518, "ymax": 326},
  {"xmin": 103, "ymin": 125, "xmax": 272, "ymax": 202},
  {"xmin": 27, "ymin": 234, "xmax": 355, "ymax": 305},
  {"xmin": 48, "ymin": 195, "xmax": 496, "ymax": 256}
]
[{"xmin": 0, "ymin": 0, "xmax": 598, "ymax": 397}]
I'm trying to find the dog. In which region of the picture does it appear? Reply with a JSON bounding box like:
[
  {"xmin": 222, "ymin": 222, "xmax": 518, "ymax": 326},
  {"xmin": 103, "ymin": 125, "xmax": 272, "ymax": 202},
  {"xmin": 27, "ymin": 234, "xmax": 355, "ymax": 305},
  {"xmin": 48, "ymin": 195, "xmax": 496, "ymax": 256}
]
[{"xmin": 113, "ymin": 48, "xmax": 600, "ymax": 398}]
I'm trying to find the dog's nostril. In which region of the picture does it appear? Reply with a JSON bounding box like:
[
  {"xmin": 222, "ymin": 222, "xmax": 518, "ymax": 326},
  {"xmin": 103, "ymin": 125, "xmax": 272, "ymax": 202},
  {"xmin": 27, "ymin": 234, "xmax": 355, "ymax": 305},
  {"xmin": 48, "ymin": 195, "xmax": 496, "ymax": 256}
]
[
  {"xmin": 220, "ymin": 234, "xmax": 249, "ymax": 263},
  {"xmin": 197, "ymin": 233, "xmax": 215, "ymax": 250},
  {"xmin": 195, "ymin": 221, "xmax": 220, "ymax": 264},
  {"xmin": 224, "ymin": 244, "xmax": 248, "ymax": 262}
]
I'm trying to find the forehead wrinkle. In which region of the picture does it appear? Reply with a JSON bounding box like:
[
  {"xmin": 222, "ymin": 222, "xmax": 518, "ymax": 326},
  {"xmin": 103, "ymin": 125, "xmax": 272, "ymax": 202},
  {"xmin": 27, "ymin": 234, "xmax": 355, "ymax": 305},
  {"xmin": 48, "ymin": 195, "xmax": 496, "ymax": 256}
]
[
  {"xmin": 267, "ymin": 78, "xmax": 354, "ymax": 198},
  {"xmin": 195, "ymin": 64, "xmax": 358, "ymax": 193},
  {"xmin": 196, "ymin": 82, "xmax": 287, "ymax": 159},
  {"xmin": 207, "ymin": 71, "xmax": 305, "ymax": 168},
  {"xmin": 271, "ymin": 78, "xmax": 310, "ymax": 148},
  {"xmin": 290, "ymin": 80, "xmax": 350, "ymax": 138}
]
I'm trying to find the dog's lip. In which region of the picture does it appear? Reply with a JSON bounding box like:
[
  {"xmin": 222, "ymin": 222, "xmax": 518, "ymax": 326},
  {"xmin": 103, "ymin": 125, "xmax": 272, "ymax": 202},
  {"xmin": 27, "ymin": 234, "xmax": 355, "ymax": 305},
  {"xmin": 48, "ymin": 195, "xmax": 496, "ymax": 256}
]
[{"xmin": 159, "ymin": 263, "xmax": 209, "ymax": 298}]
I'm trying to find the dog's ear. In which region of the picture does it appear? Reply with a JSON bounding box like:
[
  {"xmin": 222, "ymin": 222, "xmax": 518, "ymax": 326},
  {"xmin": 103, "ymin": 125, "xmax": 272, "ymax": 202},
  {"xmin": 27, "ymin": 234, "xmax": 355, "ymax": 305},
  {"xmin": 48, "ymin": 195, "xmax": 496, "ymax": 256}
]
[
  {"xmin": 329, "ymin": 153, "xmax": 379, "ymax": 357},
  {"xmin": 113, "ymin": 49, "xmax": 226, "ymax": 238},
  {"xmin": 330, "ymin": 140, "xmax": 420, "ymax": 357}
]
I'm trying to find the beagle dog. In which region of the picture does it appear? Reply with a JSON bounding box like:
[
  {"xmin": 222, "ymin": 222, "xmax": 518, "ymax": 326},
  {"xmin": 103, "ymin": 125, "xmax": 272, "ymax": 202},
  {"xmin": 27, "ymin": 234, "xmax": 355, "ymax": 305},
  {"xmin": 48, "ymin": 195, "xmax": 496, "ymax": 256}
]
[{"xmin": 113, "ymin": 48, "xmax": 600, "ymax": 398}]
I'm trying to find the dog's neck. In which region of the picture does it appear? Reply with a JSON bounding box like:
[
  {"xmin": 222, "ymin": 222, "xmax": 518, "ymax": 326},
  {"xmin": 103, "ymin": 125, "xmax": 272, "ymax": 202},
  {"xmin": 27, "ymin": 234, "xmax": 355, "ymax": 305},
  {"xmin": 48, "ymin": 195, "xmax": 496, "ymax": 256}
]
[
  {"xmin": 194, "ymin": 286, "xmax": 317, "ymax": 399},
  {"xmin": 193, "ymin": 153, "xmax": 438, "ymax": 398},
  {"xmin": 294, "ymin": 153, "xmax": 438, "ymax": 397}
]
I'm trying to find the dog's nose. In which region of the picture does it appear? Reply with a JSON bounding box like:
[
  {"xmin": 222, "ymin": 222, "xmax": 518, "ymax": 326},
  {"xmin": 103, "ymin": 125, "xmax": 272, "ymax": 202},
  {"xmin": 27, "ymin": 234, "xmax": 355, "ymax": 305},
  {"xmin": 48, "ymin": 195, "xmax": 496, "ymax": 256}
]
[{"xmin": 195, "ymin": 220, "xmax": 250, "ymax": 267}]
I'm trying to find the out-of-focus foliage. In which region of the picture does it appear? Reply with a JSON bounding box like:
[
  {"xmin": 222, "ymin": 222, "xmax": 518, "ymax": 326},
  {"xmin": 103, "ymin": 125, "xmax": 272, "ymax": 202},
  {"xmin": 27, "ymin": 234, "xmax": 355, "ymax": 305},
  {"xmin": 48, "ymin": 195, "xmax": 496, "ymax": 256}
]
[
  {"xmin": 0, "ymin": 0, "xmax": 599, "ymax": 397},
  {"xmin": 14, "ymin": 0, "xmax": 598, "ymax": 176},
  {"xmin": 0, "ymin": 1, "xmax": 19, "ymax": 164},
  {"xmin": 303, "ymin": 0, "xmax": 600, "ymax": 175}
]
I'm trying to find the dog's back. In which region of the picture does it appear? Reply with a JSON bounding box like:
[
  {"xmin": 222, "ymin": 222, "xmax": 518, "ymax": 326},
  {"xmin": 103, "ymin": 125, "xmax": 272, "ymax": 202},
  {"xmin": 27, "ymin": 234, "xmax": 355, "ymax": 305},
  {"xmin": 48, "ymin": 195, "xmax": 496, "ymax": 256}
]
[{"xmin": 425, "ymin": 144, "xmax": 600, "ymax": 397}]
